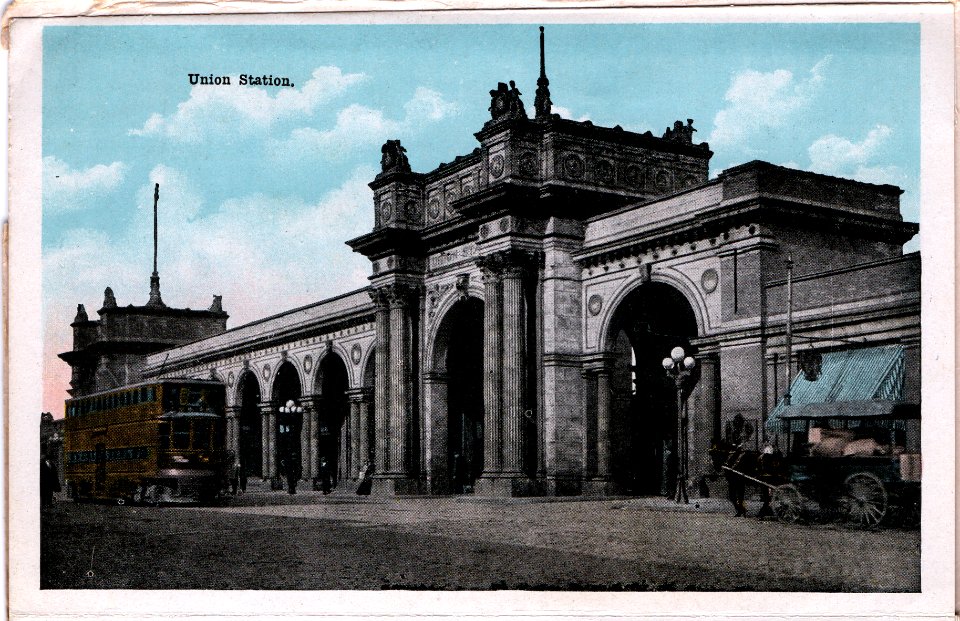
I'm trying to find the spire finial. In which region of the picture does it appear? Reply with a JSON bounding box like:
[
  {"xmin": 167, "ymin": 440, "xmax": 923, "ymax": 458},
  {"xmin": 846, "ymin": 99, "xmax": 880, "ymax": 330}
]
[
  {"xmin": 535, "ymin": 26, "xmax": 552, "ymax": 119},
  {"xmin": 147, "ymin": 182, "xmax": 165, "ymax": 307}
]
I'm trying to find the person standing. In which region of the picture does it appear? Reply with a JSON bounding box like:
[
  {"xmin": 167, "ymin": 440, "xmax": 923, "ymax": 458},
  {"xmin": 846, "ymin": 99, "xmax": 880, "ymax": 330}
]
[
  {"xmin": 40, "ymin": 454, "xmax": 60, "ymax": 507},
  {"xmin": 318, "ymin": 457, "xmax": 332, "ymax": 495}
]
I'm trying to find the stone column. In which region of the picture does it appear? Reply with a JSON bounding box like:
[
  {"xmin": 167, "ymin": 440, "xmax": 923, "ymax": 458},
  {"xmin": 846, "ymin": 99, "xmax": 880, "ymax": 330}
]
[
  {"xmin": 423, "ymin": 371, "xmax": 449, "ymax": 494},
  {"xmin": 226, "ymin": 406, "xmax": 240, "ymax": 457},
  {"xmin": 349, "ymin": 397, "xmax": 362, "ymax": 479},
  {"xmin": 369, "ymin": 288, "xmax": 390, "ymax": 473},
  {"xmin": 479, "ymin": 258, "xmax": 503, "ymax": 476},
  {"xmin": 387, "ymin": 286, "xmax": 410, "ymax": 475},
  {"xmin": 299, "ymin": 398, "xmax": 314, "ymax": 480},
  {"xmin": 500, "ymin": 261, "xmax": 525, "ymax": 476},
  {"xmin": 595, "ymin": 369, "xmax": 612, "ymax": 479},
  {"xmin": 359, "ymin": 391, "xmax": 372, "ymax": 466},
  {"xmin": 309, "ymin": 399, "xmax": 320, "ymax": 483},
  {"xmin": 259, "ymin": 402, "xmax": 274, "ymax": 479},
  {"xmin": 691, "ymin": 354, "xmax": 719, "ymax": 487}
]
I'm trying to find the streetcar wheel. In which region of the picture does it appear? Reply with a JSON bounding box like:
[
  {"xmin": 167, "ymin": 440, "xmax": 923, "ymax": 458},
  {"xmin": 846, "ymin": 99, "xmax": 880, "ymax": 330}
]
[
  {"xmin": 842, "ymin": 472, "xmax": 888, "ymax": 527},
  {"xmin": 772, "ymin": 484, "xmax": 804, "ymax": 523}
]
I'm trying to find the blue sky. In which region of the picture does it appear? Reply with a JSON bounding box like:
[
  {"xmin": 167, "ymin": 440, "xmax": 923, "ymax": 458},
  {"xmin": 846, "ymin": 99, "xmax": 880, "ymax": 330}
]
[{"xmin": 41, "ymin": 22, "xmax": 920, "ymax": 411}]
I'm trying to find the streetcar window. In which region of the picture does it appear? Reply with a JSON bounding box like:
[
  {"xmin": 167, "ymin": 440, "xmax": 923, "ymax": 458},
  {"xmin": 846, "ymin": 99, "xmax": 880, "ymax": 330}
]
[
  {"xmin": 193, "ymin": 420, "xmax": 211, "ymax": 449},
  {"xmin": 172, "ymin": 419, "xmax": 190, "ymax": 449},
  {"xmin": 158, "ymin": 422, "xmax": 170, "ymax": 449},
  {"xmin": 148, "ymin": 387, "xmax": 156, "ymax": 401}
]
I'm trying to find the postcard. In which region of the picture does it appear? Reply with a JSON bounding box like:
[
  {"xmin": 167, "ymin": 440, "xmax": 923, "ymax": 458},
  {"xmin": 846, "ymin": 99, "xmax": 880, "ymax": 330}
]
[{"xmin": 7, "ymin": 3, "xmax": 955, "ymax": 620}]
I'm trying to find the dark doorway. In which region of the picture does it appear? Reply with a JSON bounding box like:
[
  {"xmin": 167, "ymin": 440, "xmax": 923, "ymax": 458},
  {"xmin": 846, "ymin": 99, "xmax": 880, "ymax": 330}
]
[
  {"xmin": 237, "ymin": 371, "xmax": 262, "ymax": 477},
  {"xmin": 272, "ymin": 362, "xmax": 302, "ymax": 483},
  {"xmin": 440, "ymin": 297, "xmax": 485, "ymax": 493},
  {"xmin": 607, "ymin": 282, "xmax": 699, "ymax": 495},
  {"xmin": 316, "ymin": 354, "xmax": 349, "ymax": 485}
]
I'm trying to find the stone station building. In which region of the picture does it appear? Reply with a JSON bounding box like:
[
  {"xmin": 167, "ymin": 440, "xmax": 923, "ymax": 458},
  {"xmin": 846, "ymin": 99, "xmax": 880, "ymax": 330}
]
[{"xmin": 62, "ymin": 31, "xmax": 920, "ymax": 497}]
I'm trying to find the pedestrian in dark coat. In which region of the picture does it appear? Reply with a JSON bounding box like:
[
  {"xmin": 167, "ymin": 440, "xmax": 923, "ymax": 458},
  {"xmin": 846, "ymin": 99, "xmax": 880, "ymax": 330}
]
[
  {"xmin": 40, "ymin": 455, "xmax": 60, "ymax": 507},
  {"xmin": 318, "ymin": 457, "xmax": 332, "ymax": 495}
]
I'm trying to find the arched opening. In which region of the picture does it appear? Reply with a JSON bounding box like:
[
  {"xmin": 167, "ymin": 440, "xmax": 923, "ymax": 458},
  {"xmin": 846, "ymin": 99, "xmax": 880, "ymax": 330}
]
[
  {"xmin": 236, "ymin": 371, "xmax": 262, "ymax": 477},
  {"xmin": 605, "ymin": 282, "xmax": 699, "ymax": 495},
  {"xmin": 272, "ymin": 361, "xmax": 303, "ymax": 483},
  {"xmin": 316, "ymin": 353, "xmax": 349, "ymax": 486},
  {"xmin": 432, "ymin": 297, "xmax": 485, "ymax": 494}
]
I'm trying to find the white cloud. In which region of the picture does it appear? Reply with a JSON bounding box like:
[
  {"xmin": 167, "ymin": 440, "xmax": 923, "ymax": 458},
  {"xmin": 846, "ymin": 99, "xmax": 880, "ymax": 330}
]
[
  {"xmin": 553, "ymin": 105, "xmax": 591, "ymax": 123},
  {"xmin": 128, "ymin": 66, "xmax": 365, "ymax": 142},
  {"xmin": 42, "ymin": 156, "xmax": 127, "ymax": 213},
  {"xmin": 269, "ymin": 87, "xmax": 459, "ymax": 162},
  {"xmin": 807, "ymin": 124, "xmax": 893, "ymax": 177},
  {"xmin": 708, "ymin": 56, "xmax": 831, "ymax": 149}
]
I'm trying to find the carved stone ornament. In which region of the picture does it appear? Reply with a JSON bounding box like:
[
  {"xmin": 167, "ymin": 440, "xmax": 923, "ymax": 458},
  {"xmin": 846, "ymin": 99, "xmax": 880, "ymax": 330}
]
[
  {"xmin": 303, "ymin": 354, "xmax": 313, "ymax": 374},
  {"xmin": 587, "ymin": 294, "xmax": 604, "ymax": 317},
  {"xmin": 655, "ymin": 169, "xmax": 671, "ymax": 191},
  {"xmin": 227, "ymin": 371, "xmax": 235, "ymax": 387},
  {"xmin": 380, "ymin": 200, "xmax": 393, "ymax": 223},
  {"xmin": 564, "ymin": 153, "xmax": 584, "ymax": 179},
  {"xmin": 351, "ymin": 343, "xmax": 363, "ymax": 365},
  {"xmin": 405, "ymin": 200, "xmax": 420, "ymax": 221},
  {"xmin": 455, "ymin": 273, "xmax": 470, "ymax": 300},
  {"xmin": 595, "ymin": 159, "xmax": 614, "ymax": 183},
  {"xmin": 262, "ymin": 364, "xmax": 271, "ymax": 380},
  {"xmin": 427, "ymin": 197, "xmax": 441, "ymax": 220},
  {"xmin": 701, "ymin": 268, "xmax": 719, "ymax": 293},
  {"xmin": 490, "ymin": 154, "xmax": 505, "ymax": 179},
  {"xmin": 519, "ymin": 152, "xmax": 538, "ymax": 176}
]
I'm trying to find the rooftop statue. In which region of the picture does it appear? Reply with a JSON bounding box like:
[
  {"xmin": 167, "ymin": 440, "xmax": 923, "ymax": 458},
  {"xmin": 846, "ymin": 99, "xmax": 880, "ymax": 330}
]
[
  {"xmin": 663, "ymin": 119, "xmax": 697, "ymax": 144},
  {"xmin": 489, "ymin": 80, "xmax": 528, "ymax": 122},
  {"xmin": 380, "ymin": 139, "xmax": 411, "ymax": 174}
]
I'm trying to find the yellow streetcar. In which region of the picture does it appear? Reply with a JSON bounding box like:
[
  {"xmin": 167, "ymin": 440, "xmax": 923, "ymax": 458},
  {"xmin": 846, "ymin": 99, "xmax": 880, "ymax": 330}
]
[{"xmin": 64, "ymin": 379, "xmax": 228, "ymax": 504}]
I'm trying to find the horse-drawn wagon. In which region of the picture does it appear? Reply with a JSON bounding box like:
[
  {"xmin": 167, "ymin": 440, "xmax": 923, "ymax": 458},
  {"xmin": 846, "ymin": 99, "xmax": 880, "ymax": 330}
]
[
  {"xmin": 768, "ymin": 401, "xmax": 921, "ymax": 527},
  {"xmin": 715, "ymin": 401, "xmax": 920, "ymax": 527}
]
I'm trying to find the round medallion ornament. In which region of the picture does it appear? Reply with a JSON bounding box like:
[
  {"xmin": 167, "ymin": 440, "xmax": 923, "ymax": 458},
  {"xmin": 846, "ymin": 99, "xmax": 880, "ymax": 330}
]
[
  {"xmin": 351, "ymin": 344, "xmax": 363, "ymax": 365},
  {"xmin": 595, "ymin": 160, "xmax": 614, "ymax": 183},
  {"xmin": 304, "ymin": 355, "xmax": 313, "ymax": 374},
  {"xmin": 262, "ymin": 364, "xmax": 271, "ymax": 380},
  {"xmin": 490, "ymin": 154, "xmax": 505, "ymax": 178},
  {"xmin": 624, "ymin": 165, "xmax": 644, "ymax": 188},
  {"xmin": 380, "ymin": 200, "xmax": 393, "ymax": 223},
  {"xmin": 655, "ymin": 170, "xmax": 670, "ymax": 192},
  {"xmin": 564, "ymin": 154, "xmax": 585, "ymax": 179},
  {"xmin": 227, "ymin": 371, "xmax": 235, "ymax": 387},
  {"xmin": 519, "ymin": 152, "xmax": 538, "ymax": 176},
  {"xmin": 587, "ymin": 294, "xmax": 604, "ymax": 316},
  {"xmin": 405, "ymin": 200, "xmax": 420, "ymax": 220},
  {"xmin": 427, "ymin": 198, "xmax": 441, "ymax": 220},
  {"xmin": 701, "ymin": 268, "xmax": 719, "ymax": 293}
]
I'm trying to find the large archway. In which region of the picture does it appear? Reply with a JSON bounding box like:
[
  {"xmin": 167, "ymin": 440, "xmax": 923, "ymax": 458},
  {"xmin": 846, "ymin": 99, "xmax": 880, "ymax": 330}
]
[
  {"xmin": 316, "ymin": 353, "xmax": 349, "ymax": 486},
  {"xmin": 236, "ymin": 371, "xmax": 263, "ymax": 478},
  {"xmin": 431, "ymin": 296, "xmax": 485, "ymax": 494},
  {"xmin": 605, "ymin": 282, "xmax": 699, "ymax": 495},
  {"xmin": 272, "ymin": 361, "xmax": 303, "ymax": 483}
]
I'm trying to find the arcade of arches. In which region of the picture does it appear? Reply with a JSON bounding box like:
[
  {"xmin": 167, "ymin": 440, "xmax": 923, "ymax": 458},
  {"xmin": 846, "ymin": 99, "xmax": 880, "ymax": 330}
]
[{"xmin": 130, "ymin": 50, "xmax": 919, "ymax": 498}]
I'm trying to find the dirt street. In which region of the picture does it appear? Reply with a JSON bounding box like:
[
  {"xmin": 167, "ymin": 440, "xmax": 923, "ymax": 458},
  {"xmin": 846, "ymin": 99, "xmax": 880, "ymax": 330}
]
[{"xmin": 41, "ymin": 490, "xmax": 919, "ymax": 591}]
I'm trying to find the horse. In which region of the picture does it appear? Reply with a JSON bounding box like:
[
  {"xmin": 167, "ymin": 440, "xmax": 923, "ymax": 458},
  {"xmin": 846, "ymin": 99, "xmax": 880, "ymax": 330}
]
[{"xmin": 709, "ymin": 439, "xmax": 784, "ymax": 518}]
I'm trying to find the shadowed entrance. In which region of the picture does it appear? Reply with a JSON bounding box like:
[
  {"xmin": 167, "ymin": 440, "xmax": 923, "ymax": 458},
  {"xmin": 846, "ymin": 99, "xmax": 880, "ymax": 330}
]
[
  {"xmin": 429, "ymin": 296, "xmax": 485, "ymax": 494},
  {"xmin": 606, "ymin": 282, "xmax": 699, "ymax": 495}
]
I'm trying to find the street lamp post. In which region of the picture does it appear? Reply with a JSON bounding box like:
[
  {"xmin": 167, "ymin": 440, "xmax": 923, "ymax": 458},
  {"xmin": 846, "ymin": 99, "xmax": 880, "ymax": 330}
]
[
  {"xmin": 662, "ymin": 346, "xmax": 696, "ymax": 504},
  {"xmin": 278, "ymin": 399, "xmax": 304, "ymax": 494}
]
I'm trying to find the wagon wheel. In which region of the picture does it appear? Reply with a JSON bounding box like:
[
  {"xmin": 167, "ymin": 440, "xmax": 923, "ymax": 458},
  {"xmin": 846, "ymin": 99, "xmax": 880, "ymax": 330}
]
[
  {"xmin": 140, "ymin": 484, "xmax": 164, "ymax": 507},
  {"xmin": 772, "ymin": 484, "xmax": 804, "ymax": 523},
  {"xmin": 841, "ymin": 472, "xmax": 887, "ymax": 527}
]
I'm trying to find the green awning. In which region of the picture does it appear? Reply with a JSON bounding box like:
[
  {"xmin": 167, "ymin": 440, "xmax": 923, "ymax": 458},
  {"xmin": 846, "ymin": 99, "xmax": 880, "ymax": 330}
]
[{"xmin": 766, "ymin": 345, "xmax": 909, "ymax": 430}]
